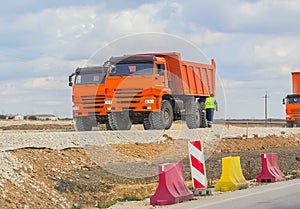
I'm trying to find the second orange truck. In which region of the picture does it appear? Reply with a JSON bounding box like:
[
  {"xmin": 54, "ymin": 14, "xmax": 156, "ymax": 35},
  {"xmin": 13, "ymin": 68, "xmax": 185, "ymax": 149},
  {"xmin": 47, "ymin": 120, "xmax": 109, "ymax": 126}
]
[{"xmin": 284, "ymin": 72, "xmax": 300, "ymax": 127}]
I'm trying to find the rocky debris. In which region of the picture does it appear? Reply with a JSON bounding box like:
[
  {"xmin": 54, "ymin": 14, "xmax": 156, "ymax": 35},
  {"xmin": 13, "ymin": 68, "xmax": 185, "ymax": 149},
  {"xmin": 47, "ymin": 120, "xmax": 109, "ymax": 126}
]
[
  {"xmin": 214, "ymin": 134, "xmax": 300, "ymax": 153},
  {"xmin": 0, "ymin": 134, "xmax": 297, "ymax": 208},
  {"xmin": 0, "ymin": 151, "xmax": 72, "ymax": 208},
  {"xmin": 0, "ymin": 120, "xmax": 299, "ymax": 208}
]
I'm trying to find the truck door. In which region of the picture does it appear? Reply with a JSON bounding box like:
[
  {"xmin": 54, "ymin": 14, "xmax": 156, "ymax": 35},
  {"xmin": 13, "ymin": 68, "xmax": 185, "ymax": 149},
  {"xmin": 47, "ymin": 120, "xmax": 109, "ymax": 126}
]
[{"xmin": 154, "ymin": 63, "xmax": 168, "ymax": 88}]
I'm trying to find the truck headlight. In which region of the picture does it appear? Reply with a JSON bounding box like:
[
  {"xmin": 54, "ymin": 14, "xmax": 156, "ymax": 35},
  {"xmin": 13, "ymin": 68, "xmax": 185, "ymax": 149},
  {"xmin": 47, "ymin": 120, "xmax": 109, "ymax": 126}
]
[
  {"xmin": 72, "ymin": 106, "xmax": 79, "ymax": 110},
  {"xmin": 145, "ymin": 99, "xmax": 154, "ymax": 104},
  {"xmin": 105, "ymin": 100, "xmax": 112, "ymax": 105}
]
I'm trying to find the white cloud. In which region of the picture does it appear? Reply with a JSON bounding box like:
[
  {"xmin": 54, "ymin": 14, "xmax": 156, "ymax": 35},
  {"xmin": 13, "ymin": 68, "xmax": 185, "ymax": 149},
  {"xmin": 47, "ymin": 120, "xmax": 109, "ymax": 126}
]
[
  {"xmin": 0, "ymin": 82, "xmax": 18, "ymax": 96},
  {"xmin": 219, "ymin": 79, "xmax": 249, "ymax": 94},
  {"xmin": 38, "ymin": 100, "xmax": 64, "ymax": 106},
  {"xmin": 189, "ymin": 31, "xmax": 231, "ymax": 47},
  {"xmin": 105, "ymin": 3, "xmax": 169, "ymax": 37},
  {"xmin": 23, "ymin": 76, "xmax": 66, "ymax": 90}
]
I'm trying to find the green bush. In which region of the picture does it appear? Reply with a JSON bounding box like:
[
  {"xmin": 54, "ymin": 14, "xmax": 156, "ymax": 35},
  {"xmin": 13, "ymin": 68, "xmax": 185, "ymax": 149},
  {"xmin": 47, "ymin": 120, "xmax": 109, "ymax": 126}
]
[
  {"xmin": 28, "ymin": 115, "xmax": 37, "ymax": 120},
  {"xmin": 71, "ymin": 205, "xmax": 82, "ymax": 209}
]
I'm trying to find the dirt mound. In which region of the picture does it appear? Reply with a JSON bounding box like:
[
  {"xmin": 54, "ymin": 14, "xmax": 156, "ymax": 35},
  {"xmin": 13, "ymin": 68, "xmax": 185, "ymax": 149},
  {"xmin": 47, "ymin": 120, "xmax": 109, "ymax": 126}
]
[
  {"xmin": 215, "ymin": 134, "xmax": 300, "ymax": 153},
  {"xmin": 0, "ymin": 134, "xmax": 298, "ymax": 208},
  {"xmin": 1, "ymin": 148, "xmax": 90, "ymax": 208},
  {"xmin": 110, "ymin": 138, "xmax": 174, "ymax": 159}
]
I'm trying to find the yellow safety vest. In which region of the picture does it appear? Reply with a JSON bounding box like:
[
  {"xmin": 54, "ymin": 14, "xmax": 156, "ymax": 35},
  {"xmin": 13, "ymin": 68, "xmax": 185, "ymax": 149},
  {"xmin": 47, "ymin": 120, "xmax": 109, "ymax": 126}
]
[{"xmin": 205, "ymin": 97, "xmax": 216, "ymax": 109}]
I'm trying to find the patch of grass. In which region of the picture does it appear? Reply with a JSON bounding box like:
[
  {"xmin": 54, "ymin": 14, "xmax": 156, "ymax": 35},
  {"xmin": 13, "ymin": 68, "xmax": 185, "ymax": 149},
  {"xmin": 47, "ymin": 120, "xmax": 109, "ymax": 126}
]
[
  {"xmin": 117, "ymin": 196, "xmax": 143, "ymax": 202},
  {"xmin": 102, "ymin": 195, "xmax": 152, "ymax": 208},
  {"xmin": 71, "ymin": 205, "xmax": 82, "ymax": 209},
  {"xmin": 102, "ymin": 200, "xmax": 118, "ymax": 209},
  {"xmin": 207, "ymin": 179, "xmax": 215, "ymax": 188},
  {"xmin": 37, "ymin": 207, "xmax": 55, "ymax": 209},
  {"xmin": 188, "ymin": 185, "xmax": 194, "ymax": 190}
]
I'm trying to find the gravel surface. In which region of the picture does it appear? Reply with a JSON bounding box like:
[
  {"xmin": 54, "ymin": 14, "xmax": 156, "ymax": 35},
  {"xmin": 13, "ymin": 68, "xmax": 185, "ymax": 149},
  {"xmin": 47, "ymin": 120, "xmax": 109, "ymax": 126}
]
[
  {"xmin": 1, "ymin": 126, "xmax": 300, "ymax": 151},
  {"xmin": 0, "ymin": 123, "xmax": 299, "ymax": 209}
]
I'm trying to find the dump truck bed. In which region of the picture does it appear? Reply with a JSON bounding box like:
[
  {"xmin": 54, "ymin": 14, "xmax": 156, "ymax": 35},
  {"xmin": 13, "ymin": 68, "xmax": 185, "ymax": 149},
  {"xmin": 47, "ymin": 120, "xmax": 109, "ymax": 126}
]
[
  {"xmin": 133, "ymin": 52, "xmax": 216, "ymax": 96},
  {"xmin": 292, "ymin": 72, "xmax": 300, "ymax": 94}
]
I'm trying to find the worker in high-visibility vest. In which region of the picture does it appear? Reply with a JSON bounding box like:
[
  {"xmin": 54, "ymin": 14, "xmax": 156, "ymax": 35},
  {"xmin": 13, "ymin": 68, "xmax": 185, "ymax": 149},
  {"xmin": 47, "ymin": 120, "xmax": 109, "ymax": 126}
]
[{"xmin": 205, "ymin": 93, "xmax": 218, "ymax": 128}]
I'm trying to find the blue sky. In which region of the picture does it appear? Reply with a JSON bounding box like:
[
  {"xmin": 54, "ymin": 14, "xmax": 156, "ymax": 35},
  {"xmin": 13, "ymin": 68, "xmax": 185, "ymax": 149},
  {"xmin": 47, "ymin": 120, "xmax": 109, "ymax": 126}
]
[{"xmin": 1, "ymin": 0, "xmax": 300, "ymax": 118}]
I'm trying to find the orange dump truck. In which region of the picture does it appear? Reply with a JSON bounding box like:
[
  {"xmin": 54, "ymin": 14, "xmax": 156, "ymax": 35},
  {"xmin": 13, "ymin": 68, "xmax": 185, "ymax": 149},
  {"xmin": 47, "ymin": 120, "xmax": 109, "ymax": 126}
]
[
  {"xmin": 104, "ymin": 52, "xmax": 216, "ymax": 130},
  {"xmin": 69, "ymin": 66, "xmax": 109, "ymax": 131},
  {"xmin": 284, "ymin": 72, "xmax": 300, "ymax": 127}
]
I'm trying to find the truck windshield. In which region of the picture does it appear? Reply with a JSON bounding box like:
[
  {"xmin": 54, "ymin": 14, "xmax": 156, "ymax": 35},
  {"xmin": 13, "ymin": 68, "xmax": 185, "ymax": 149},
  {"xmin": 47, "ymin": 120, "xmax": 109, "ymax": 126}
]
[
  {"xmin": 75, "ymin": 72, "xmax": 105, "ymax": 84},
  {"xmin": 288, "ymin": 97, "xmax": 300, "ymax": 104},
  {"xmin": 109, "ymin": 63, "xmax": 153, "ymax": 76}
]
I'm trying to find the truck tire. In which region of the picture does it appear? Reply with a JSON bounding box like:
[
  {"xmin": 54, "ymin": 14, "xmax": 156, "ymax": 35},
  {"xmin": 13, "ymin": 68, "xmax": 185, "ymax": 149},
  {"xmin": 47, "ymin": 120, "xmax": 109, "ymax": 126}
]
[
  {"xmin": 105, "ymin": 120, "xmax": 113, "ymax": 130},
  {"xmin": 200, "ymin": 102, "xmax": 207, "ymax": 128},
  {"xmin": 75, "ymin": 117, "xmax": 93, "ymax": 131},
  {"xmin": 143, "ymin": 116, "xmax": 152, "ymax": 130},
  {"xmin": 286, "ymin": 121, "xmax": 294, "ymax": 128},
  {"xmin": 186, "ymin": 102, "xmax": 201, "ymax": 129},
  {"xmin": 108, "ymin": 112, "xmax": 132, "ymax": 130},
  {"xmin": 150, "ymin": 100, "xmax": 173, "ymax": 130},
  {"xmin": 200, "ymin": 110, "xmax": 207, "ymax": 128}
]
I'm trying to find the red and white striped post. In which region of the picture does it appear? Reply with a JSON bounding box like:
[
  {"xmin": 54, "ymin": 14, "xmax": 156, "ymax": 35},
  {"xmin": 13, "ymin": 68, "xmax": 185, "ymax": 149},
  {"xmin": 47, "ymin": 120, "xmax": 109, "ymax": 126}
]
[{"xmin": 188, "ymin": 140, "xmax": 207, "ymax": 189}]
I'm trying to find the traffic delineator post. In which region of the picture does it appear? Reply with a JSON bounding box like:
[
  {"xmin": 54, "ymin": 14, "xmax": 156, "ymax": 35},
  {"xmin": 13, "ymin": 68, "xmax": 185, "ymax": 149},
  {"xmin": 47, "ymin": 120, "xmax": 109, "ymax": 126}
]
[
  {"xmin": 214, "ymin": 156, "xmax": 249, "ymax": 191},
  {"xmin": 256, "ymin": 153, "xmax": 285, "ymax": 183},
  {"xmin": 150, "ymin": 163, "xmax": 193, "ymax": 206},
  {"xmin": 188, "ymin": 140, "xmax": 207, "ymax": 189}
]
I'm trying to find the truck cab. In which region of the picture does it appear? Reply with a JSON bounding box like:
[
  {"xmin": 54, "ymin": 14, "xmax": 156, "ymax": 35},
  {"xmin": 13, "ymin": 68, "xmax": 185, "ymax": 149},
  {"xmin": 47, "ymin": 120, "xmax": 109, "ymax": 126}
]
[
  {"xmin": 284, "ymin": 72, "xmax": 300, "ymax": 127},
  {"xmin": 104, "ymin": 55, "xmax": 172, "ymax": 130},
  {"xmin": 284, "ymin": 94, "xmax": 300, "ymax": 127},
  {"xmin": 69, "ymin": 66, "xmax": 109, "ymax": 131},
  {"xmin": 104, "ymin": 52, "xmax": 216, "ymax": 130}
]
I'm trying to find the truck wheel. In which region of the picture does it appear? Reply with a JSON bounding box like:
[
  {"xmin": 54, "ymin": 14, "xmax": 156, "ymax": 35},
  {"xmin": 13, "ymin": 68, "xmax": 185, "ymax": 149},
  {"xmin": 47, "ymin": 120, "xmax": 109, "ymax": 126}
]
[
  {"xmin": 200, "ymin": 110, "xmax": 207, "ymax": 128},
  {"xmin": 186, "ymin": 102, "xmax": 201, "ymax": 129},
  {"xmin": 286, "ymin": 121, "xmax": 294, "ymax": 128},
  {"xmin": 150, "ymin": 100, "xmax": 173, "ymax": 130},
  {"xmin": 75, "ymin": 117, "xmax": 93, "ymax": 131},
  {"xmin": 105, "ymin": 120, "xmax": 113, "ymax": 130},
  {"xmin": 143, "ymin": 116, "xmax": 152, "ymax": 130},
  {"xmin": 200, "ymin": 102, "xmax": 207, "ymax": 128},
  {"xmin": 108, "ymin": 112, "xmax": 132, "ymax": 130}
]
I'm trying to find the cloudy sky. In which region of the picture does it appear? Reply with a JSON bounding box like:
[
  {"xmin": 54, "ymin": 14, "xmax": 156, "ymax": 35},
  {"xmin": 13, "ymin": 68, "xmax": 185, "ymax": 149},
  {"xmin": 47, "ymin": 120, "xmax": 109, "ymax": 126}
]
[{"xmin": 1, "ymin": 0, "xmax": 300, "ymax": 119}]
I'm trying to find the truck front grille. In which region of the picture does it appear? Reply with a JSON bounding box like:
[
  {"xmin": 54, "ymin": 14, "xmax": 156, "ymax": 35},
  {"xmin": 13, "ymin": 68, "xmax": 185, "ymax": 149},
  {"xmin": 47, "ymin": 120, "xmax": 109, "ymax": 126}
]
[
  {"xmin": 113, "ymin": 88, "xmax": 143, "ymax": 109},
  {"xmin": 291, "ymin": 109, "xmax": 300, "ymax": 116},
  {"xmin": 81, "ymin": 95, "xmax": 105, "ymax": 113}
]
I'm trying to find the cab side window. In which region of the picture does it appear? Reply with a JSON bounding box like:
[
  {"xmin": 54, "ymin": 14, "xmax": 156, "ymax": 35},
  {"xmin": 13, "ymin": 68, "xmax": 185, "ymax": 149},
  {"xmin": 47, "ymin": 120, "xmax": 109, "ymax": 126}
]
[{"xmin": 156, "ymin": 64, "xmax": 165, "ymax": 76}]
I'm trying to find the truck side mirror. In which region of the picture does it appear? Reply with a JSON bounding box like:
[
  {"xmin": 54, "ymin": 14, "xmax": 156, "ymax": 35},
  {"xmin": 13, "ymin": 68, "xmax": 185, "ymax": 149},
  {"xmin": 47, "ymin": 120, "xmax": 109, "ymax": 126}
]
[
  {"xmin": 282, "ymin": 98, "xmax": 285, "ymax": 105},
  {"xmin": 68, "ymin": 73, "xmax": 75, "ymax": 87}
]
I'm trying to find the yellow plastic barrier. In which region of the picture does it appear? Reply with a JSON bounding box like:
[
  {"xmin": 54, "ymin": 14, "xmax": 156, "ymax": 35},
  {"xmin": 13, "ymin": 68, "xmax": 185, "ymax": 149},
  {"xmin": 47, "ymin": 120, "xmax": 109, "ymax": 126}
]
[{"xmin": 214, "ymin": 156, "xmax": 249, "ymax": 191}]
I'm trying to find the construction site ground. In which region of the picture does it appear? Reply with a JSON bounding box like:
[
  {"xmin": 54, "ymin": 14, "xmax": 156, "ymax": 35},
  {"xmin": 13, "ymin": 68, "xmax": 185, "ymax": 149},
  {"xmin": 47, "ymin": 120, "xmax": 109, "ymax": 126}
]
[{"xmin": 0, "ymin": 120, "xmax": 299, "ymax": 209}]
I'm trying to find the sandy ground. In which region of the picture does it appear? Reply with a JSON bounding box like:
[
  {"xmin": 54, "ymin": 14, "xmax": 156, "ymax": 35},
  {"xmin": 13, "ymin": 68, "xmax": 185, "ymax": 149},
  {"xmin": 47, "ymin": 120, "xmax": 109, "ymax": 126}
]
[
  {"xmin": 0, "ymin": 120, "xmax": 75, "ymax": 132},
  {"xmin": 0, "ymin": 120, "xmax": 299, "ymax": 209}
]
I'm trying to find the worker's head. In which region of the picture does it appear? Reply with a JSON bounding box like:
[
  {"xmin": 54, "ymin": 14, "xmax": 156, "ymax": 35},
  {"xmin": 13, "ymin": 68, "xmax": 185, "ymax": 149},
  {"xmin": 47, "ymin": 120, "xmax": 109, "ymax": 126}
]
[{"xmin": 210, "ymin": 93, "xmax": 214, "ymax": 97}]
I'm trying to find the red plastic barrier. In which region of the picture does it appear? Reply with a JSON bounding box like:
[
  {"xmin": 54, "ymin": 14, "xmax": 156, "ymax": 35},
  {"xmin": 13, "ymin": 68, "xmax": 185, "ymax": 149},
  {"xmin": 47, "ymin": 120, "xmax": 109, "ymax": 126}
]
[
  {"xmin": 256, "ymin": 153, "xmax": 285, "ymax": 183},
  {"xmin": 150, "ymin": 163, "xmax": 193, "ymax": 206}
]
